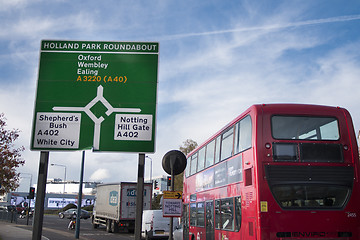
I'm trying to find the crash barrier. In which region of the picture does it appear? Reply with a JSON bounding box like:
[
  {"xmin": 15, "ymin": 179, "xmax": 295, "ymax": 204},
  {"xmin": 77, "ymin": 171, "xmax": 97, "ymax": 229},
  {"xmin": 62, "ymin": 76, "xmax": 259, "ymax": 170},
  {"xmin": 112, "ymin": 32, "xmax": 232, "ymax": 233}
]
[{"xmin": 0, "ymin": 211, "xmax": 18, "ymax": 223}]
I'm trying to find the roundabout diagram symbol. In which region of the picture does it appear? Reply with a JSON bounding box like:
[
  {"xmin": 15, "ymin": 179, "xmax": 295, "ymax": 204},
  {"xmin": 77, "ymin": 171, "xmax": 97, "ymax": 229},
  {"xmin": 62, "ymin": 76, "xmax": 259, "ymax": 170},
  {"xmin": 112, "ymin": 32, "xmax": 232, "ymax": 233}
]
[{"xmin": 52, "ymin": 85, "xmax": 142, "ymax": 150}]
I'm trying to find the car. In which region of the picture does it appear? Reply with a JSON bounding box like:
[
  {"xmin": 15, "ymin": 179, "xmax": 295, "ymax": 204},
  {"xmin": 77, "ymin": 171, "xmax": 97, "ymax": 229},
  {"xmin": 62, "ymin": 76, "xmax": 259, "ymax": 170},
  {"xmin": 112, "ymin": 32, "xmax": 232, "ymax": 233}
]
[
  {"xmin": 58, "ymin": 208, "xmax": 90, "ymax": 219},
  {"xmin": 0, "ymin": 205, "xmax": 16, "ymax": 212},
  {"xmin": 173, "ymin": 224, "xmax": 183, "ymax": 240},
  {"xmin": 141, "ymin": 210, "xmax": 179, "ymax": 239}
]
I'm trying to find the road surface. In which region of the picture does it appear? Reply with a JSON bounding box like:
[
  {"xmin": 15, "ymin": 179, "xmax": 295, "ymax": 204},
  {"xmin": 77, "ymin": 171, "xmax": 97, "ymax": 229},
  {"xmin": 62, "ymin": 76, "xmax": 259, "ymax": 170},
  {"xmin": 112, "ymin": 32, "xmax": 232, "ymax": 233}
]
[{"xmin": 15, "ymin": 214, "xmax": 135, "ymax": 240}]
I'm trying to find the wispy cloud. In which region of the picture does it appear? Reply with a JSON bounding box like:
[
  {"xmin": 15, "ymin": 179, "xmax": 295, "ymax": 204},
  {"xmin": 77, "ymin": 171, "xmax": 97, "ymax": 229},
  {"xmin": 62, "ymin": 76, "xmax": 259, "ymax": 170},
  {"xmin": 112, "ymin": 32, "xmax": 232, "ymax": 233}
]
[
  {"xmin": 159, "ymin": 15, "xmax": 360, "ymax": 40},
  {"xmin": 90, "ymin": 169, "xmax": 110, "ymax": 181}
]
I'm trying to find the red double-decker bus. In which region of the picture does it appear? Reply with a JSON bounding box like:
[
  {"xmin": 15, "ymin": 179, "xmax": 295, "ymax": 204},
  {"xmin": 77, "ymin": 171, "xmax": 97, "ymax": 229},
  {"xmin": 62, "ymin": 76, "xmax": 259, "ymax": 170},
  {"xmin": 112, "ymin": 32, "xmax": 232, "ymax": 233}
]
[{"xmin": 182, "ymin": 104, "xmax": 360, "ymax": 240}]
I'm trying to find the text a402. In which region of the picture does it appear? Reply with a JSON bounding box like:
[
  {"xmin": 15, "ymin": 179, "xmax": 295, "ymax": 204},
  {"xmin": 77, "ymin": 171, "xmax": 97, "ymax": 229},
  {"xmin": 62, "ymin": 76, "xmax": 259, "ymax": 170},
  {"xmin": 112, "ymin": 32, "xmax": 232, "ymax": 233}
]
[{"xmin": 37, "ymin": 129, "xmax": 59, "ymax": 136}]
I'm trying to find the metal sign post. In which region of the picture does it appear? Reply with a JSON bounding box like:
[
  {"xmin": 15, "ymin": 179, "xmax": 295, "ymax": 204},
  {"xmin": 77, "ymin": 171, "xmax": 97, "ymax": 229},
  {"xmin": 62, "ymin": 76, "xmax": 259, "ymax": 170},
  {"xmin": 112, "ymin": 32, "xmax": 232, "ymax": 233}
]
[
  {"xmin": 135, "ymin": 153, "xmax": 145, "ymax": 240},
  {"xmin": 169, "ymin": 155, "xmax": 175, "ymax": 240},
  {"xmin": 32, "ymin": 151, "xmax": 49, "ymax": 240},
  {"xmin": 162, "ymin": 150, "xmax": 187, "ymax": 240},
  {"xmin": 75, "ymin": 151, "xmax": 85, "ymax": 239}
]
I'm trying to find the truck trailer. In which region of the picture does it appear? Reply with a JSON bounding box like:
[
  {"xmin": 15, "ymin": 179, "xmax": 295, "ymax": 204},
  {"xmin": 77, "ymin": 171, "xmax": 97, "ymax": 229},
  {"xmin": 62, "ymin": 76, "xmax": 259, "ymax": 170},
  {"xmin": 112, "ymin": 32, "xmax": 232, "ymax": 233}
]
[{"xmin": 92, "ymin": 182, "xmax": 152, "ymax": 233}]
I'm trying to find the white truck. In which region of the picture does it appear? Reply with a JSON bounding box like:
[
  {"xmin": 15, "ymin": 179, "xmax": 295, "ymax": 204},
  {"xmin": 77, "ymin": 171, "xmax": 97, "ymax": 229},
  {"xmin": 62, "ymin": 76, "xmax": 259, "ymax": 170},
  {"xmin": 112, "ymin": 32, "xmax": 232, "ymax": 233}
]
[{"xmin": 92, "ymin": 182, "xmax": 152, "ymax": 233}]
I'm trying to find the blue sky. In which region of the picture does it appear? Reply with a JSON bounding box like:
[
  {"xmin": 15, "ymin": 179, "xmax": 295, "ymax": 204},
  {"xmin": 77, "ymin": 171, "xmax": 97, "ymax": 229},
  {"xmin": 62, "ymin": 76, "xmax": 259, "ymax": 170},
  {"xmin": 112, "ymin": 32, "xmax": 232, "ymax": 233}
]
[{"xmin": 1, "ymin": 0, "xmax": 360, "ymax": 190}]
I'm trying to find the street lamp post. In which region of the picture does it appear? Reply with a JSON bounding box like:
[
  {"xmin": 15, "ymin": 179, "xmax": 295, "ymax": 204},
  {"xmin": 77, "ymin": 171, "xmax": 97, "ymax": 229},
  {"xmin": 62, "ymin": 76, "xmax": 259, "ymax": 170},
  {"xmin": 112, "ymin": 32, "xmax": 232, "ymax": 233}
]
[
  {"xmin": 50, "ymin": 163, "xmax": 67, "ymax": 208},
  {"xmin": 145, "ymin": 156, "xmax": 152, "ymax": 183},
  {"xmin": 19, "ymin": 173, "xmax": 33, "ymax": 226},
  {"xmin": 20, "ymin": 173, "xmax": 33, "ymax": 190}
]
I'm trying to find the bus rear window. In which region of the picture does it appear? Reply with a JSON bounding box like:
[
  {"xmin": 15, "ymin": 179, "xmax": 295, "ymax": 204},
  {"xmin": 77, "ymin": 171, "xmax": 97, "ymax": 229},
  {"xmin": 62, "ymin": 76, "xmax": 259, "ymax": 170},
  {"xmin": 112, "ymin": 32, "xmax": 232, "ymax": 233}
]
[
  {"xmin": 265, "ymin": 165, "xmax": 354, "ymax": 210},
  {"xmin": 271, "ymin": 116, "xmax": 339, "ymax": 140},
  {"xmin": 272, "ymin": 184, "xmax": 350, "ymax": 209}
]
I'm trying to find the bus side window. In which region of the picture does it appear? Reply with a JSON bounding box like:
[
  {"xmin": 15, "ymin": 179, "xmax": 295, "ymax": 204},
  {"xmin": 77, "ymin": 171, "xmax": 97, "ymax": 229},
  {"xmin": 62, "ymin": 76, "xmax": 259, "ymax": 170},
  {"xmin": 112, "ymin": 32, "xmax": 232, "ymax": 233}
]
[
  {"xmin": 183, "ymin": 204, "xmax": 189, "ymax": 227},
  {"xmin": 190, "ymin": 203, "xmax": 197, "ymax": 226},
  {"xmin": 234, "ymin": 122, "xmax": 240, "ymax": 154},
  {"xmin": 235, "ymin": 196, "xmax": 242, "ymax": 231},
  {"xmin": 183, "ymin": 204, "xmax": 189, "ymax": 238},
  {"xmin": 215, "ymin": 200, "xmax": 221, "ymax": 229},
  {"xmin": 185, "ymin": 157, "xmax": 191, "ymax": 178},
  {"xmin": 190, "ymin": 153, "xmax": 198, "ymax": 175},
  {"xmin": 215, "ymin": 136, "xmax": 221, "ymax": 164},
  {"xmin": 239, "ymin": 116, "xmax": 252, "ymax": 152},
  {"xmin": 196, "ymin": 202, "xmax": 205, "ymax": 227},
  {"xmin": 197, "ymin": 147, "xmax": 206, "ymax": 172},
  {"xmin": 221, "ymin": 198, "xmax": 234, "ymax": 231},
  {"xmin": 221, "ymin": 127, "xmax": 234, "ymax": 161},
  {"xmin": 234, "ymin": 115, "xmax": 252, "ymax": 154},
  {"xmin": 205, "ymin": 139, "xmax": 215, "ymax": 168}
]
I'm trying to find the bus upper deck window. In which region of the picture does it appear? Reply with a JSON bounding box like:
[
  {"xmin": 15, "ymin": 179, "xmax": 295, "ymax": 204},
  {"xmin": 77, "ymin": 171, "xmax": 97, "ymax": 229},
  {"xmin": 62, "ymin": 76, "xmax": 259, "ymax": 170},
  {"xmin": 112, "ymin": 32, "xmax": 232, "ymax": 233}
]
[
  {"xmin": 239, "ymin": 116, "xmax": 252, "ymax": 151},
  {"xmin": 271, "ymin": 116, "xmax": 339, "ymax": 140},
  {"xmin": 205, "ymin": 140, "xmax": 215, "ymax": 168},
  {"xmin": 185, "ymin": 157, "xmax": 191, "ymax": 177},
  {"xmin": 190, "ymin": 153, "xmax": 198, "ymax": 175}
]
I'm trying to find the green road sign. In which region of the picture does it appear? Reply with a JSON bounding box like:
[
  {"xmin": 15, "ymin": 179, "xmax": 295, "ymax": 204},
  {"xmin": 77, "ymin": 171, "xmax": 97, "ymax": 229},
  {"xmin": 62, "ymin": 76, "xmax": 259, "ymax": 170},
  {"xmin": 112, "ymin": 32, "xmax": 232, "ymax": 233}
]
[{"xmin": 31, "ymin": 40, "xmax": 158, "ymax": 152}]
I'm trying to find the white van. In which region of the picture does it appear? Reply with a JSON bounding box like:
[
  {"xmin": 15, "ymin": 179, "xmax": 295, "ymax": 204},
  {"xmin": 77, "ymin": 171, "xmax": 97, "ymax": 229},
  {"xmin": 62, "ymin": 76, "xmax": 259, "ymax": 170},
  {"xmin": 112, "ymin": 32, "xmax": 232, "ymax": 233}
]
[{"xmin": 141, "ymin": 210, "xmax": 179, "ymax": 239}]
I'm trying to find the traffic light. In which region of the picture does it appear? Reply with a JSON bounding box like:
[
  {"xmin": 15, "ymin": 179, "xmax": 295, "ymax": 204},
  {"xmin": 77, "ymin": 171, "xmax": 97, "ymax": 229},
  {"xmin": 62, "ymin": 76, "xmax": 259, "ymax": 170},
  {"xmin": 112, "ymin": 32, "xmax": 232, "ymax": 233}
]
[
  {"xmin": 28, "ymin": 187, "xmax": 35, "ymax": 199},
  {"xmin": 167, "ymin": 176, "xmax": 171, "ymax": 186},
  {"xmin": 154, "ymin": 180, "xmax": 158, "ymax": 190}
]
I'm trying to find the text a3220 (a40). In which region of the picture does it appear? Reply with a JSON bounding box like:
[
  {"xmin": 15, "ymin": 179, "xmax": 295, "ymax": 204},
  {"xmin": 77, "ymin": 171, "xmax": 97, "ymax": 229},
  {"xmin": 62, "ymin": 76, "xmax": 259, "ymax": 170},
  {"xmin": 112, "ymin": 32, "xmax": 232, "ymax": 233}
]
[{"xmin": 76, "ymin": 75, "xmax": 128, "ymax": 83}]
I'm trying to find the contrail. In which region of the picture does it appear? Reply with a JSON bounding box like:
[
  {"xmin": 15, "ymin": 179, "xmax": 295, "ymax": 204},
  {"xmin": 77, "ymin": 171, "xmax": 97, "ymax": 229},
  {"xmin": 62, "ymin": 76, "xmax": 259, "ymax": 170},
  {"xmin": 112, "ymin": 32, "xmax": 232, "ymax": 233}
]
[{"xmin": 159, "ymin": 15, "xmax": 360, "ymax": 41}]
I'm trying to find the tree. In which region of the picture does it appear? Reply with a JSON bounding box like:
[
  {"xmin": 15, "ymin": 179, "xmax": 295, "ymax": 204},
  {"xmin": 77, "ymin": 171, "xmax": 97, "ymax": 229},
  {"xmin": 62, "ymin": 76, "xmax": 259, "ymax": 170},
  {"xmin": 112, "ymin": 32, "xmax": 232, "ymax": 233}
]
[
  {"xmin": 174, "ymin": 139, "xmax": 198, "ymax": 191},
  {"xmin": 0, "ymin": 113, "xmax": 25, "ymax": 194},
  {"xmin": 179, "ymin": 139, "xmax": 198, "ymax": 156}
]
